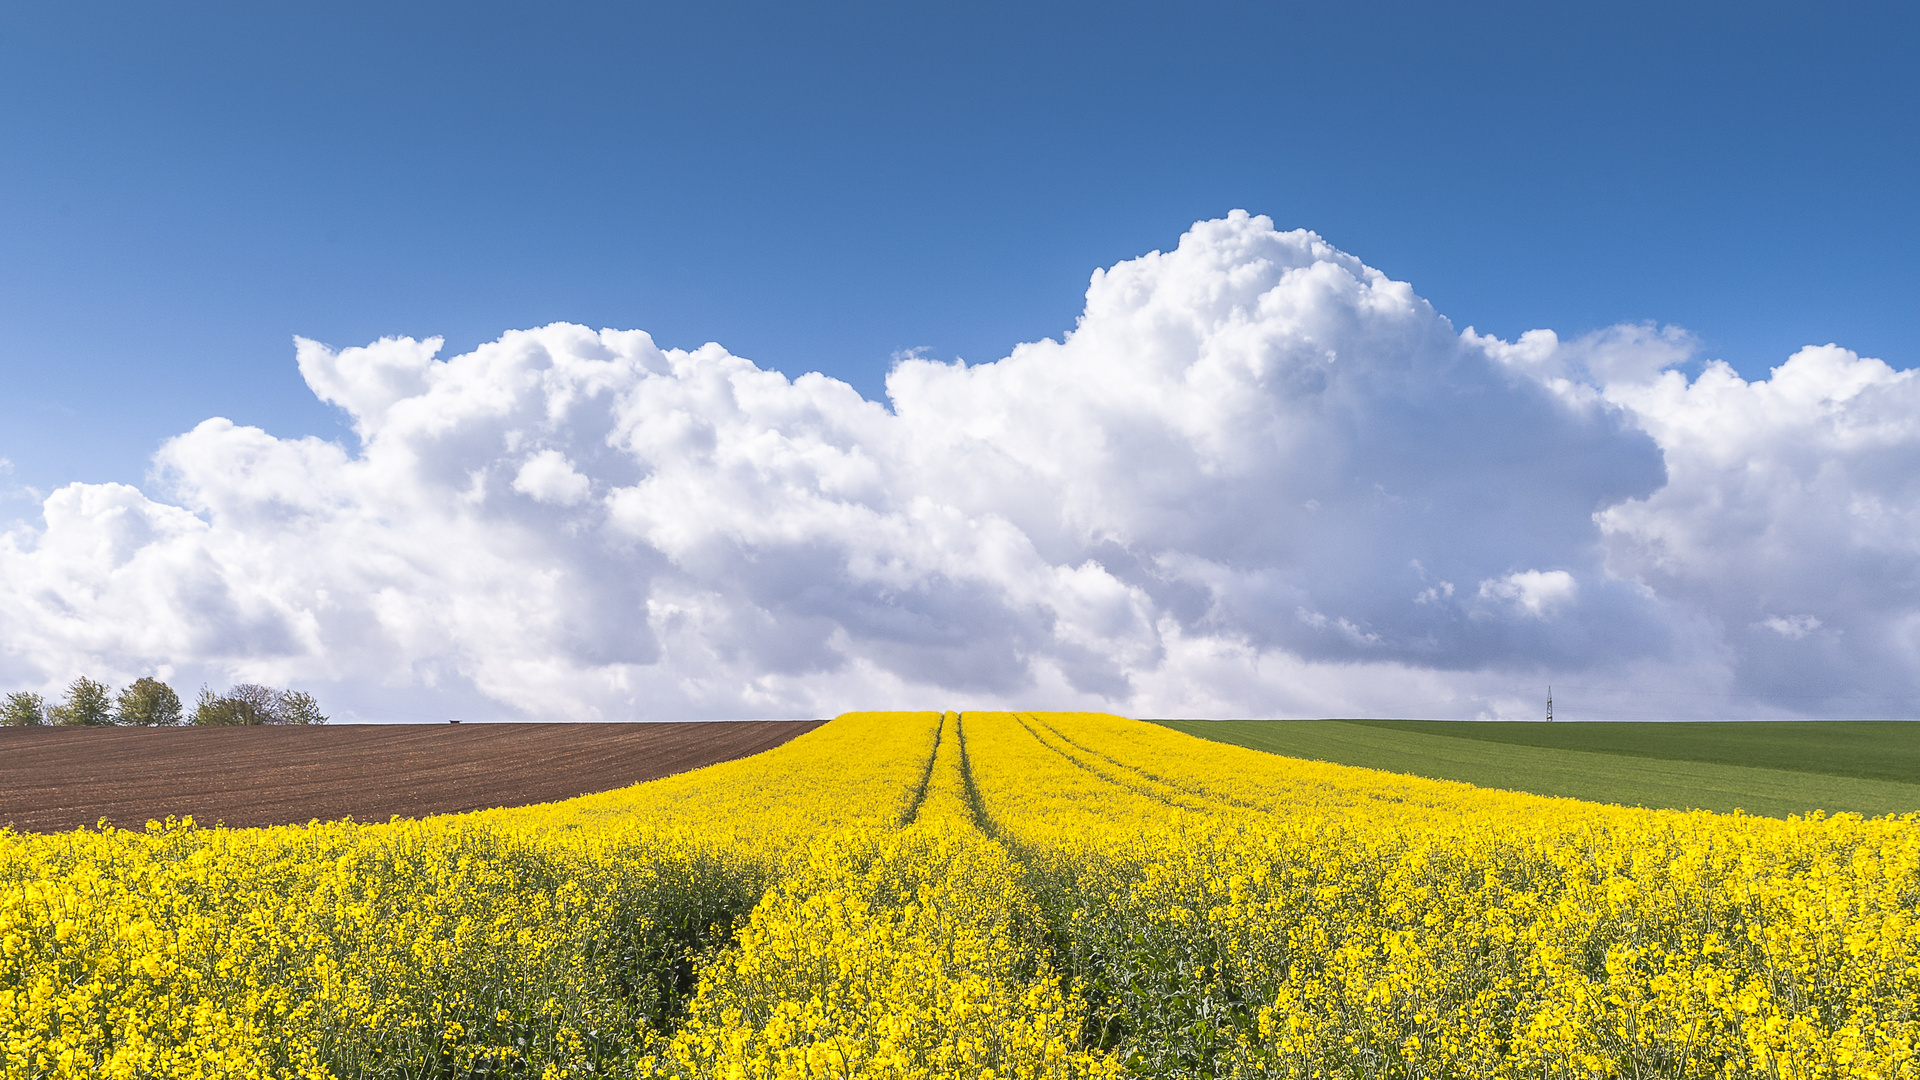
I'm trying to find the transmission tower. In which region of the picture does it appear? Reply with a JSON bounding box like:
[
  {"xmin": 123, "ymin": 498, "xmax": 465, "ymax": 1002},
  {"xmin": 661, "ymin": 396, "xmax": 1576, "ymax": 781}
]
[{"xmin": 1546, "ymin": 686, "xmax": 1554, "ymax": 723}]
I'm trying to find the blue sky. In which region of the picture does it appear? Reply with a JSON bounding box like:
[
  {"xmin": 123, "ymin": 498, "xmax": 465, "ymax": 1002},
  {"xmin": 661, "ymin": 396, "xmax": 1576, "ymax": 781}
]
[
  {"xmin": 6, "ymin": 2, "xmax": 1920, "ymax": 721},
  {"xmin": 3, "ymin": 1, "xmax": 1914, "ymax": 499}
]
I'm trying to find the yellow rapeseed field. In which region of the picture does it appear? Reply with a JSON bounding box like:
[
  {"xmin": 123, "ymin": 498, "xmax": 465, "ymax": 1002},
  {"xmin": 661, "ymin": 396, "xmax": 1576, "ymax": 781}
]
[{"xmin": 5, "ymin": 711, "xmax": 1918, "ymax": 1079}]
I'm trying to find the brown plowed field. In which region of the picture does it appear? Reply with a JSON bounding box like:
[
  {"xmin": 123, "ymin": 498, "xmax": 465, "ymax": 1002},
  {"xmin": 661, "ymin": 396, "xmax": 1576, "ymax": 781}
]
[{"xmin": 0, "ymin": 721, "xmax": 822, "ymax": 833}]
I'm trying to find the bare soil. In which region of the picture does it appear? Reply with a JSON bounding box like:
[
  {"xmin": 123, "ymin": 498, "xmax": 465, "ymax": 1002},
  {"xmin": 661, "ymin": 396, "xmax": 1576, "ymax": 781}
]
[{"xmin": 0, "ymin": 721, "xmax": 823, "ymax": 833}]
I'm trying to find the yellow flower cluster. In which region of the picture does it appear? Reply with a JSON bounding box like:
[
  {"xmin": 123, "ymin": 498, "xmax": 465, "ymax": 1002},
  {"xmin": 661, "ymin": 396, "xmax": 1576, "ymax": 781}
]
[
  {"xmin": 661, "ymin": 713, "xmax": 1116, "ymax": 1080},
  {"xmin": 968, "ymin": 713, "xmax": 1920, "ymax": 1079},
  {"xmin": 1, "ymin": 815, "xmax": 745, "ymax": 1079},
  {"xmin": 6, "ymin": 710, "xmax": 1918, "ymax": 1079},
  {"xmin": 485, "ymin": 711, "xmax": 946, "ymax": 858},
  {"xmin": 0, "ymin": 712, "xmax": 936, "ymax": 1079}
]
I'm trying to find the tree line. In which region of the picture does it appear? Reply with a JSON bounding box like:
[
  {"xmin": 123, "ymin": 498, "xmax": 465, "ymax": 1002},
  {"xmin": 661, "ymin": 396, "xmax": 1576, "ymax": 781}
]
[{"xmin": 1, "ymin": 677, "xmax": 328, "ymax": 727}]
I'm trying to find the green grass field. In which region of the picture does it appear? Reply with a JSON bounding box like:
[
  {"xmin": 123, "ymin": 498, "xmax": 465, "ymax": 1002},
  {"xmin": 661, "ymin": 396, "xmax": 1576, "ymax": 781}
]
[{"xmin": 1153, "ymin": 719, "xmax": 1920, "ymax": 818}]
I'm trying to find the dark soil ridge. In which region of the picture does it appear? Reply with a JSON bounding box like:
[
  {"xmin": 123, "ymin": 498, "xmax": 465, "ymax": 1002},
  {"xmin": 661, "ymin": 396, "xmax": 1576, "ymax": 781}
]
[{"xmin": 0, "ymin": 721, "xmax": 823, "ymax": 834}]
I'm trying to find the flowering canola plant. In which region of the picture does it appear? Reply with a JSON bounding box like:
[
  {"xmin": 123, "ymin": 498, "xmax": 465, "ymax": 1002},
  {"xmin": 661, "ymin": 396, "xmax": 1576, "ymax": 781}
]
[
  {"xmin": 5, "ymin": 710, "xmax": 1918, "ymax": 1079},
  {"xmin": 0, "ymin": 713, "xmax": 935, "ymax": 1078},
  {"xmin": 968, "ymin": 713, "xmax": 1920, "ymax": 1079}
]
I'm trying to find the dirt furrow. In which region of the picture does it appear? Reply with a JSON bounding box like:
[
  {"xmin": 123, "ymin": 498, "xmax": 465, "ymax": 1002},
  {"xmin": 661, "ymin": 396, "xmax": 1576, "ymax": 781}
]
[{"xmin": 0, "ymin": 721, "xmax": 822, "ymax": 832}]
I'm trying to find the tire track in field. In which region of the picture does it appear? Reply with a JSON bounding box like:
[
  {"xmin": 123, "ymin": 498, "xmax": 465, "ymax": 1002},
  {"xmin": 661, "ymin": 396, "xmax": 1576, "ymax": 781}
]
[
  {"xmin": 1024, "ymin": 714, "xmax": 1272, "ymax": 816},
  {"xmin": 898, "ymin": 711, "xmax": 948, "ymax": 826},
  {"xmin": 1011, "ymin": 713, "xmax": 1219, "ymax": 815},
  {"xmin": 953, "ymin": 713, "xmax": 1001, "ymax": 839}
]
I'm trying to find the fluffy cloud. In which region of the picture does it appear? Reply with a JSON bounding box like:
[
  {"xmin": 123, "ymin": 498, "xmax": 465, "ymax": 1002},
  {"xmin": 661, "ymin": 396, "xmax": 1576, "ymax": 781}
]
[
  {"xmin": 1478, "ymin": 571, "xmax": 1579, "ymax": 619},
  {"xmin": 1594, "ymin": 344, "xmax": 1920, "ymax": 716},
  {"xmin": 2, "ymin": 211, "xmax": 1916, "ymax": 720},
  {"xmin": 513, "ymin": 450, "xmax": 593, "ymax": 506}
]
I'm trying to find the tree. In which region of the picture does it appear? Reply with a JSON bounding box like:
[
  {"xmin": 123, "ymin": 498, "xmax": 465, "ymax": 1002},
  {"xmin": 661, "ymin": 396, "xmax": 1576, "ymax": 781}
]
[
  {"xmin": 278, "ymin": 690, "xmax": 329, "ymax": 725},
  {"xmin": 1, "ymin": 691, "xmax": 48, "ymax": 726},
  {"xmin": 192, "ymin": 683, "xmax": 328, "ymax": 725},
  {"xmin": 50, "ymin": 677, "xmax": 114, "ymax": 726},
  {"xmin": 227, "ymin": 683, "xmax": 281, "ymax": 725},
  {"xmin": 115, "ymin": 677, "xmax": 184, "ymax": 726},
  {"xmin": 193, "ymin": 685, "xmax": 246, "ymax": 726}
]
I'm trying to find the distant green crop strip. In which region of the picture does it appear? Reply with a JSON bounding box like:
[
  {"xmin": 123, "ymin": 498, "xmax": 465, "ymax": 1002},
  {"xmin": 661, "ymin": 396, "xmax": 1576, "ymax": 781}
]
[
  {"xmin": 1153, "ymin": 718, "xmax": 1920, "ymax": 818},
  {"xmin": 1343, "ymin": 718, "xmax": 1920, "ymax": 784}
]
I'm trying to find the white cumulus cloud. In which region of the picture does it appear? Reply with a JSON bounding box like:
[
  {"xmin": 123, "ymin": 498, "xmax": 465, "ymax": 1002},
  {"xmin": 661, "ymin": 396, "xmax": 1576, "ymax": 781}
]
[
  {"xmin": 1595, "ymin": 344, "xmax": 1920, "ymax": 714},
  {"xmin": 2, "ymin": 211, "xmax": 1916, "ymax": 720},
  {"xmin": 513, "ymin": 450, "xmax": 592, "ymax": 506},
  {"xmin": 1478, "ymin": 570, "xmax": 1579, "ymax": 618}
]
